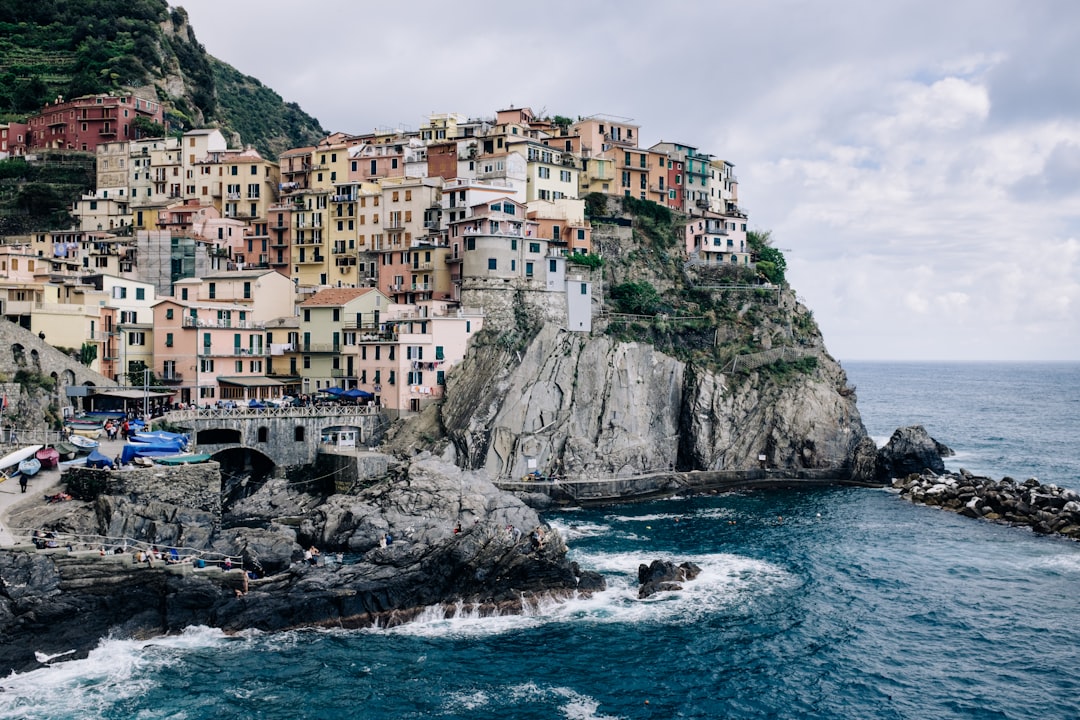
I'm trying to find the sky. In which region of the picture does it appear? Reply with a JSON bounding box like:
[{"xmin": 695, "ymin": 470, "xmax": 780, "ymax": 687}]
[{"xmin": 175, "ymin": 0, "xmax": 1080, "ymax": 362}]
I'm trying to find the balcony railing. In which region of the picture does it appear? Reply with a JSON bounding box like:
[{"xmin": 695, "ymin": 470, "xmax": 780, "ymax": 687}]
[
  {"xmin": 297, "ymin": 343, "xmax": 340, "ymax": 353},
  {"xmin": 159, "ymin": 373, "xmax": 184, "ymax": 384},
  {"xmin": 183, "ymin": 317, "xmax": 264, "ymax": 329}
]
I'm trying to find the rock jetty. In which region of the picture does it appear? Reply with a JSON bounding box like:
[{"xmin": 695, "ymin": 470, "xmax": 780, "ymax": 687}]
[{"xmin": 892, "ymin": 470, "xmax": 1080, "ymax": 540}]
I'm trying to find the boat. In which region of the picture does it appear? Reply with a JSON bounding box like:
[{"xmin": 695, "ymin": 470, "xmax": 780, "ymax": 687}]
[
  {"xmin": 18, "ymin": 457, "xmax": 41, "ymax": 477},
  {"xmin": 35, "ymin": 446, "xmax": 60, "ymax": 469},
  {"xmin": 153, "ymin": 453, "xmax": 212, "ymax": 466},
  {"xmin": 68, "ymin": 434, "xmax": 99, "ymax": 452},
  {"xmin": 85, "ymin": 449, "xmax": 114, "ymax": 469},
  {"xmin": 52, "ymin": 441, "xmax": 77, "ymax": 461},
  {"xmin": 69, "ymin": 426, "xmax": 102, "ymax": 439},
  {"xmin": 0, "ymin": 445, "xmax": 43, "ymax": 478},
  {"xmin": 121, "ymin": 443, "xmax": 183, "ymax": 465},
  {"xmin": 66, "ymin": 419, "xmax": 104, "ymax": 430}
]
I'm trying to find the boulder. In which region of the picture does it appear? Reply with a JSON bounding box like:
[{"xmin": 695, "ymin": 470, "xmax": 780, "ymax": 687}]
[
  {"xmin": 875, "ymin": 425, "xmax": 947, "ymax": 481},
  {"xmin": 637, "ymin": 559, "xmax": 702, "ymax": 598}
]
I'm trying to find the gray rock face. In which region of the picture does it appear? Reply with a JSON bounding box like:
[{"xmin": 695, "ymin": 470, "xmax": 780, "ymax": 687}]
[
  {"xmin": 443, "ymin": 324, "xmax": 867, "ymax": 480},
  {"xmin": 876, "ymin": 425, "xmax": 948, "ymax": 481}
]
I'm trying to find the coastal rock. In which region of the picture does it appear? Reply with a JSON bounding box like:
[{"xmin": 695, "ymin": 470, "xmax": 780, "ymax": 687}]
[
  {"xmin": 0, "ymin": 455, "xmax": 603, "ymax": 675},
  {"xmin": 637, "ymin": 559, "xmax": 702, "ymax": 598},
  {"xmin": 876, "ymin": 425, "xmax": 947, "ymax": 481}
]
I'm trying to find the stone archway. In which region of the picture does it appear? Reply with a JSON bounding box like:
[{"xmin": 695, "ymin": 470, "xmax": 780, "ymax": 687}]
[
  {"xmin": 11, "ymin": 344, "xmax": 25, "ymax": 368},
  {"xmin": 29, "ymin": 349, "xmax": 40, "ymax": 373}
]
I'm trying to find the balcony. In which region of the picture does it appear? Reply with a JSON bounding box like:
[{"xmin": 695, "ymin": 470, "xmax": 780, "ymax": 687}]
[
  {"xmin": 295, "ymin": 255, "xmax": 326, "ymax": 264},
  {"xmin": 159, "ymin": 373, "xmax": 184, "ymax": 384},
  {"xmin": 183, "ymin": 317, "xmax": 263, "ymax": 330},
  {"xmin": 411, "ymin": 282, "xmax": 431, "ymax": 291},
  {"xmin": 297, "ymin": 343, "xmax": 340, "ymax": 353},
  {"xmin": 199, "ymin": 347, "xmax": 267, "ymax": 358},
  {"xmin": 270, "ymin": 238, "xmax": 289, "ymax": 248},
  {"xmin": 331, "ymin": 194, "xmax": 356, "ymax": 203},
  {"xmin": 269, "ymin": 257, "xmax": 289, "ymax": 266}
]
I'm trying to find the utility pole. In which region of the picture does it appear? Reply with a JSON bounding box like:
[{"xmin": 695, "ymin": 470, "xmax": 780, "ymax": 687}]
[{"xmin": 143, "ymin": 367, "xmax": 149, "ymax": 419}]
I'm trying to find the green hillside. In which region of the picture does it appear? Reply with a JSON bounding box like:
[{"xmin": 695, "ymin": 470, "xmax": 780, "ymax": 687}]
[{"xmin": 0, "ymin": 0, "xmax": 324, "ymax": 158}]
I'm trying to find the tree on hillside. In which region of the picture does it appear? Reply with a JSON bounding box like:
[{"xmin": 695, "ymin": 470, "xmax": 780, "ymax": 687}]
[{"xmin": 747, "ymin": 229, "xmax": 787, "ymax": 285}]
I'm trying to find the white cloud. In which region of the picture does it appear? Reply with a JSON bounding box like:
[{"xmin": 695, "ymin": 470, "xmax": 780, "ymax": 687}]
[{"xmin": 173, "ymin": 0, "xmax": 1080, "ymax": 360}]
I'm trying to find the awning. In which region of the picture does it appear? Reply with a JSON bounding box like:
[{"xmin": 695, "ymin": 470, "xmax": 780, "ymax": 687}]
[
  {"xmin": 217, "ymin": 376, "xmax": 287, "ymax": 388},
  {"xmin": 92, "ymin": 389, "xmax": 175, "ymax": 399}
]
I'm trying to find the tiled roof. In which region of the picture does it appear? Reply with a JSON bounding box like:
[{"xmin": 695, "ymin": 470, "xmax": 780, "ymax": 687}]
[{"xmin": 300, "ymin": 288, "xmax": 375, "ymax": 306}]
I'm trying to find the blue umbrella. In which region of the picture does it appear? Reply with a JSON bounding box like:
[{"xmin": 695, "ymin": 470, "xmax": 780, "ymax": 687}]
[
  {"xmin": 319, "ymin": 387, "xmax": 344, "ymax": 396},
  {"xmin": 341, "ymin": 388, "xmax": 373, "ymax": 400}
]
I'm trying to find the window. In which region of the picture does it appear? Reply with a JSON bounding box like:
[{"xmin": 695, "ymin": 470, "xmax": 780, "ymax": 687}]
[
  {"xmin": 435, "ymin": 346, "xmax": 444, "ymax": 360},
  {"xmin": 488, "ymin": 258, "xmax": 497, "ymax": 270},
  {"xmin": 549, "ymin": 258, "xmax": 557, "ymax": 272},
  {"xmin": 165, "ymin": 332, "xmax": 173, "ymax": 347},
  {"xmin": 166, "ymin": 308, "xmax": 173, "ymax": 319},
  {"xmin": 538, "ymin": 167, "xmax": 550, "ymax": 179},
  {"xmin": 529, "ymin": 242, "xmax": 540, "ymax": 253},
  {"xmin": 294, "ymin": 426, "xmax": 305, "ymax": 442},
  {"xmin": 208, "ymin": 283, "xmax": 216, "ymax": 299},
  {"xmin": 525, "ymin": 261, "xmax": 534, "ymax": 277},
  {"xmin": 581, "ymin": 282, "xmax": 588, "ymax": 294},
  {"xmin": 201, "ymin": 358, "xmax": 214, "ymax": 372},
  {"xmin": 135, "ymin": 288, "xmax": 145, "ymax": 300},
  {"xmin": 560, "ymin": 170, "xmax": 571, "ymax": 182},
  {"xmin": 436, "ymin": 370, "xmax": 445, "ymax": 386},
  {"xmin": 235, "ymin": 361, "xmax": 243, "ymax": 373},
  {"xmin": 389, "ymin": 370, "xmax": 396, "ymax": 385}
]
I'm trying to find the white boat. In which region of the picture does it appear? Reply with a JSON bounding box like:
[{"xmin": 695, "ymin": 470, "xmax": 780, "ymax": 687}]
[
  {"xmin": 68, "ymin": 434, "xmax": 99, "ymax": 452},
  {"xmin": 0, "ymin": 445, "xmax": 43, "ymax": 478}
]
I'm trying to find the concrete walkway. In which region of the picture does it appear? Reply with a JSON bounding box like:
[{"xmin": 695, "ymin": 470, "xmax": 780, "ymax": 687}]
[{"xmin": 0, "ymin": 436, "xmax": 127, "ymax": 547}]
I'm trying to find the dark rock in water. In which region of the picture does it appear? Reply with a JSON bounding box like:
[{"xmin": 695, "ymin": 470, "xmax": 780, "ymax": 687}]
[
  {"xmin": 849, "ymin": 436, "xmax": 881, "ymax": 484},
  {"xmin": 637, "ymin": 559, "xmax": 702, "ymax": 598},
  {"xmin": 876, "ymin": 425, "xmax": 947, "ymax": 481}
]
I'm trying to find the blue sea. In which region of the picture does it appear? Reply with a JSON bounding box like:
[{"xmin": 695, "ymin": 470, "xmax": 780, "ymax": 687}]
[{"xmin": 2, "ymin": 362, "xmax": 1079, "ymax": 720}]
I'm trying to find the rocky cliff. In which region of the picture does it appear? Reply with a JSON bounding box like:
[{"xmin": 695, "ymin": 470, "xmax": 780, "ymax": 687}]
[{"xmin": 439, "ymin": 322, "xmax": 867, "ymax": 482}]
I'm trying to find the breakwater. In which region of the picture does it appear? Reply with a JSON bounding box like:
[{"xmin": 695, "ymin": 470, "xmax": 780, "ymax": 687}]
[{"xmin": 892, "ymin": 470, "xmax": 1080, "ymax": 540}]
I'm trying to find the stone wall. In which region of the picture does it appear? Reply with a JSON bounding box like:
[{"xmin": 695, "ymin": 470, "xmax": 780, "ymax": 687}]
[{"xmin": 65, "ymin": 463, "xmax": 222, "ymax": 516}]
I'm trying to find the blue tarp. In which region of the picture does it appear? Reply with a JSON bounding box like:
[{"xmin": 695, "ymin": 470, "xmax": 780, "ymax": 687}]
[
  {"xmin": 130, "ymin": 431, "xmax": 188, "ymax": 447},
  {"xmin": 342, "ymin": 388, "xmax": 374, "ymax": 400},
  {"xmin": 319, "ymin": 387, "xmax": 344, "ymax": 396},
  {"xmin": 121, "ymin": 443, "xmax": 183, "ymax": 464},
  {"xmin": 85, "ymin": 449, "xmax": 114, "ymax": 469}
]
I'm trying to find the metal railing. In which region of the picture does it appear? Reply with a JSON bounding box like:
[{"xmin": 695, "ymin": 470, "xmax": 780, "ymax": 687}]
[{"xmin": 164, "ymin": 404, "xmax": 380, "ymax": 421}]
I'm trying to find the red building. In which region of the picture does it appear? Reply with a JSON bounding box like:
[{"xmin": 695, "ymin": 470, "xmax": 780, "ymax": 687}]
[
  {"xmin": 26, "ymin": 94, "xmax": 164, "ymax": 153},
  {"xmin": 0, "ymin": 122, "xmax": 28, "ymax": 158}
]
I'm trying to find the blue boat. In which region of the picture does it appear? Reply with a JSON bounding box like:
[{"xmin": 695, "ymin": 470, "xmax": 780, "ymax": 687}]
[
  {"xmin": 129, "ymin": 431, "xmax": 189, "ymax": 448},
  {"xmin": 121, "ymin": 443, "xmax": 183, "ymax": 465},
  {"xmin": 18, "ymin": 457, "xmax": 41, "ymax": 477},
  {"xmin": 85, "ymin": 450, "xmax": 114, "ymax": 469}
]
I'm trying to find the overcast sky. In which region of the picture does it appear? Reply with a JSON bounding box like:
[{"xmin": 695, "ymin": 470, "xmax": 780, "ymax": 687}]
[{"xmin": 176, "ymin": 0, "xmax": 1080, "ymax": 362}]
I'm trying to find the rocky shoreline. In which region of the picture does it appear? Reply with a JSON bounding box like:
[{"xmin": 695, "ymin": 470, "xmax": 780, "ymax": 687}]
[
  {"xmin": 892, "ymin": 470, "xmax": 1080, "ymax": 540},
  {"xmin": 0, "ymin": 454, "xmax": 604, "ymax": 676}
]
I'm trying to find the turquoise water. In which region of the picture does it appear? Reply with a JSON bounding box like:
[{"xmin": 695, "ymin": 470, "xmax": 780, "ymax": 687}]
[{"xmin": 2, "ymin": 363, "xmax": 1078, "ymax": 719}]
